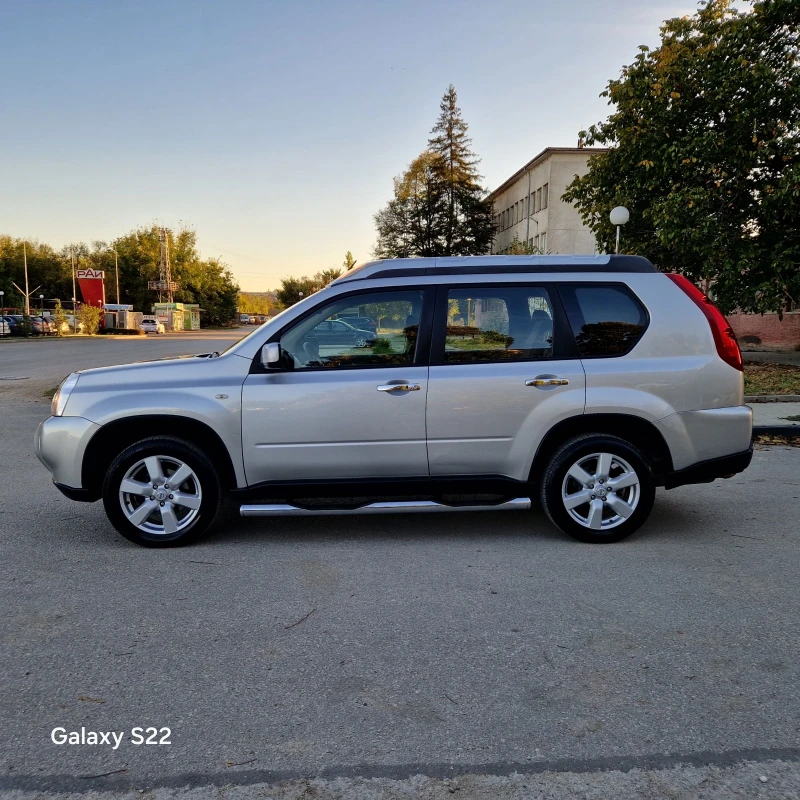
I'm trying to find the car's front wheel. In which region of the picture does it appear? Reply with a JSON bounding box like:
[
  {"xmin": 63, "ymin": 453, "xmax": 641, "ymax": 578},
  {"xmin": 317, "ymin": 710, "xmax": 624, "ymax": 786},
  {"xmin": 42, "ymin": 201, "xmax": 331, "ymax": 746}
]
[
  {"xmin": 540, "ymin": 434, "xmax": 655, "ymax": 543},
  {"xmin": 102, "ymin": 436, "xmax": 222, "ymax": 547}
]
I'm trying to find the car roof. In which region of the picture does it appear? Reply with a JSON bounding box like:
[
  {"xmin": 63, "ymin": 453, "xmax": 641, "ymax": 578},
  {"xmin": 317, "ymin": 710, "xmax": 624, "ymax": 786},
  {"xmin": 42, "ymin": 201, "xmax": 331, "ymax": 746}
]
[{"xmin": 332, "ymin": 254, "xmax": 656, "ymax": 284}]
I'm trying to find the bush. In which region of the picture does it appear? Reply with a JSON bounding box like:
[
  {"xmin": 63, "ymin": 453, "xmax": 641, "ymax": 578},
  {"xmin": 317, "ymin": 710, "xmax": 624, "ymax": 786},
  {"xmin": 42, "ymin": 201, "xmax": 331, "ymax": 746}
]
[
  {"xmin": 77, "ymin": 305, "xmax": 102, "ymax": 335},
  {"xmin": 371, "ymin": 338, "xmax": 393, "ymax": 354},
  {"xmin": 481, "ymin": 329, "xmax": 513, "ymax": 347}
]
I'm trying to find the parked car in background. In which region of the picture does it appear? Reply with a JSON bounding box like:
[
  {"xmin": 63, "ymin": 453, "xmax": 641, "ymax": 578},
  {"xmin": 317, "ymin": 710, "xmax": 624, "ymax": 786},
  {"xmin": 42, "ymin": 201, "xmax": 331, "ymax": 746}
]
[
  {"xmin": 0, "ymin": 317, "xmax": 9, "ymax": 337},
  {"xmin": 31, "ymin": 316, "xmax": 54, "ymax": 335},
  {"xmin": 48, "ymin": 318, "xmax": 71, "ymax": 335},
  {"xmin": 309, "ymin": 318, "xmax": 377, "ymax": 348},
  {"xmin": 239, "ymin": 314, "xmax": 251, "ymax": 325},
  {"xmin": 2, "ymin": 315, "xmax": 26, "ymax": 336},
  {"xmin": 336, "ymin": 314, "xmax": 377, "ymax": 333},
  {"xmin": 64, "ymin": 315, "xmax": 85, "ymax": 334},
  {"xmin": 4, "ymin": 314, "xmax": 50, "ymax": 335},
  {"xmin": 140, "ymin": 319, "xmax": 166, "ymax": 335}
]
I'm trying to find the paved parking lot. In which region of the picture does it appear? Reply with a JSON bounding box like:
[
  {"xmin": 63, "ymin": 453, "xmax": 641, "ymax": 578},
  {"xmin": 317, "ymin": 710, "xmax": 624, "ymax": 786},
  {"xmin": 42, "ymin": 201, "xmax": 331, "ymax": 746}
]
[
  {"xmin": 2, "ymin": 338, "xmax": 800, "ymax": 797},
  {"xmin": 0, "ymin": 330, "xmax": 249, "ymax": 401}
]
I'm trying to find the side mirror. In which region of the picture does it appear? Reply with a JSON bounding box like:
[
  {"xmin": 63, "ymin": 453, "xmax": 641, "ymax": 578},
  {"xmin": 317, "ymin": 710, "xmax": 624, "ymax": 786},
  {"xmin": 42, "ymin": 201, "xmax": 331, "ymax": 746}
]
[{"xmin": 261, "ymin": 342, "xmax": 281, "ymax": 368}]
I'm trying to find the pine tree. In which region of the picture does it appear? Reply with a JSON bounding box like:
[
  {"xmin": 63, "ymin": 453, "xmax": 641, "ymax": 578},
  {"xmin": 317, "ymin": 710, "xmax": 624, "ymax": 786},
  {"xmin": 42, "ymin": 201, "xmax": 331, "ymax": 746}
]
[
  {"xmin": 373, "ymin": 86, "xmax": 494, "ymax": 258},
  {"xmin": 427, "ymin": 85, "xmax": 494, "ymax": 256}
]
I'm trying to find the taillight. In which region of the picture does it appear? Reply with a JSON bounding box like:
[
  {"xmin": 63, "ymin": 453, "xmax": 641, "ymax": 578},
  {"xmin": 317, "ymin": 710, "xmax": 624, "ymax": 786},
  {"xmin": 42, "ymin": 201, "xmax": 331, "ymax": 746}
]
[{"xmin": 666, "ymin": 273, "xmax": 742, "ymax": 371}]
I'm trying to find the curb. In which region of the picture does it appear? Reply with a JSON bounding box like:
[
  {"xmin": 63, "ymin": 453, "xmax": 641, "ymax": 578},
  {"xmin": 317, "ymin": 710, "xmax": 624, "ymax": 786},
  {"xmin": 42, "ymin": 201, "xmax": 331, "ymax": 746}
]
[
  {"xmin": 746, "ymin": 395, "xmax": 800, "ymax": 403},
  {"xmin": 753, "ymin": 425, "xmax": 800, "ymax": 437}
]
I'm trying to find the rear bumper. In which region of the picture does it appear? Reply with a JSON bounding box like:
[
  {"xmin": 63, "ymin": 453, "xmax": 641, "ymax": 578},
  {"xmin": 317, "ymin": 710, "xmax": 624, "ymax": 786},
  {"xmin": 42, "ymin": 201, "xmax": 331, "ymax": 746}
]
[
  {"xmin": 656, "ymin": 406, "xmax": 753, "ymax": 471},
  {"xmin": 54, "ymin": 482, "xmax": 97, "ymax": 502},
  {"xmin": 664, "ymin": 447, "xmax": 753, "ymax": 490}
]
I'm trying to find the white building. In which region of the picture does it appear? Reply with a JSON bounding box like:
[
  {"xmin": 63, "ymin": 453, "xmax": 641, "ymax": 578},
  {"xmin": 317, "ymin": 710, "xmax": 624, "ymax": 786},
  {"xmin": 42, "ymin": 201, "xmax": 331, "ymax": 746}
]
[{"xmin": 488, "ymin": 147, "xmax": 606, "ymax": 255}]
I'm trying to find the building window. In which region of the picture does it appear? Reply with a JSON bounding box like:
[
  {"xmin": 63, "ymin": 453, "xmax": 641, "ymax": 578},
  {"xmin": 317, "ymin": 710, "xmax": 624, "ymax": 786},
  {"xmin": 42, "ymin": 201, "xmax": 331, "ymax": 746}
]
[
  {"xmin": 530, "ymin": 192, "xmax": 535, "ymax": 216},
  {"xmin": 540, "ymin": 232, "xmax": 547, "ymax": 252},
  {"xmin": 542, "ymin": 183, "xmax": 549, "ymax": 209},
  {"xmin": 536, "ymin": 188, "xmax": 542, "ymax": 213}
]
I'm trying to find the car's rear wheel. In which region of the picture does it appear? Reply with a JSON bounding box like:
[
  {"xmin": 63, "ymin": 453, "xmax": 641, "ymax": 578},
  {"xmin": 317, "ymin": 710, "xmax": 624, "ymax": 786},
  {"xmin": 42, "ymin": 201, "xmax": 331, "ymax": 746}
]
[
  {"xmin": 102, "ymin": 436, "xmax": 222, "ymax": 547},
  {"xmin": 355, "ymin": 336, "xmax": 367, "ymax": 347},
  {"xmin": 540, "ymin": 434, "xmax": 655, "ymax": 543}
]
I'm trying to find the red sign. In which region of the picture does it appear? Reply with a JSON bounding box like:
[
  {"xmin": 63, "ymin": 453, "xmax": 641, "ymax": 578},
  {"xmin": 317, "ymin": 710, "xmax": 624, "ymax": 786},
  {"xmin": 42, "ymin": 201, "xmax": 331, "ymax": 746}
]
[{"xmin": 77, "ymin": 269, "xmax": 105, "ymax": 307}]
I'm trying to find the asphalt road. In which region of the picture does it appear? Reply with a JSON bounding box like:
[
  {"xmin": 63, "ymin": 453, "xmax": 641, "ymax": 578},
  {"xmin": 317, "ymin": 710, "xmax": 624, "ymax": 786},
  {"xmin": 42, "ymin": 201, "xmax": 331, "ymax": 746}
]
[
  {"xmin": 1, "ymin": 395, "xmax": 800, "ymax": 796},
  {"xmin": 0, "ymin": 330, "xmax": 250, "ymax": 401}
]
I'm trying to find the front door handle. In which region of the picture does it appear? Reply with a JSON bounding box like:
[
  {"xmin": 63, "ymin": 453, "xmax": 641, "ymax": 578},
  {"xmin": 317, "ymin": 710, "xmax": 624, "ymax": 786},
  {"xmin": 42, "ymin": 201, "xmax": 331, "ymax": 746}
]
[
  {"xmin": 525, "ymin": 377, "xmax": 569, "ymax": 387},
  {"xmin": 377, "ymin": 383, "xmax": 421, "ymax": 392}
]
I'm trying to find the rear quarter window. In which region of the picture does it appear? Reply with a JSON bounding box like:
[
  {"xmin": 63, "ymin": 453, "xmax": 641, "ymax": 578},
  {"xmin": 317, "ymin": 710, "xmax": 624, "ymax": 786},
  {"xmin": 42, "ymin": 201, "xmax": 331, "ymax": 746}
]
[{"xmin": 558, "ymin": 283, "xmax": 648, "ymax": 357}]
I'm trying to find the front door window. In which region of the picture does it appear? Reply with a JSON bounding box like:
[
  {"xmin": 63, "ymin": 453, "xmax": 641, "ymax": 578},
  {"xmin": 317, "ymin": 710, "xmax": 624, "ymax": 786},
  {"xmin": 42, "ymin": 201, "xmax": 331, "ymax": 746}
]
[{"xmin": 279, "ymin": 290, "xmax": 424, "ymax": 370}]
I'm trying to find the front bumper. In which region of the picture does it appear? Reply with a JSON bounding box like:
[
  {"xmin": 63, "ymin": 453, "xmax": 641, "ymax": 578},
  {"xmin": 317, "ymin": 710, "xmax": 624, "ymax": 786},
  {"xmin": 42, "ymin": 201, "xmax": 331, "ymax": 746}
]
[
  {"xmin": 664, "ymin": 447, "xmax": 753, "ymax": 490},
  {"xmin": 35, "ymin": 415, "xmax": 101, "ymax": 494}
]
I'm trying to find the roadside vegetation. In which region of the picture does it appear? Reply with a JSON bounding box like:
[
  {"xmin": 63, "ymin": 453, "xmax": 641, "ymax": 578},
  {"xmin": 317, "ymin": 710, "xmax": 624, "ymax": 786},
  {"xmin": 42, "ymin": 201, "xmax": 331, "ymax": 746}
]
[{"xmin": 744, "ymin": 362, "xmax": 800, "ymax": 395}]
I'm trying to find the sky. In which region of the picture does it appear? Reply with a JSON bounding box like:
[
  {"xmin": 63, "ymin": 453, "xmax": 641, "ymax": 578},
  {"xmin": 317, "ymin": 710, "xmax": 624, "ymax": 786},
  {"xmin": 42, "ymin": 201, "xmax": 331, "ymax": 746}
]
[{"xmin": 0, "ymin": 0, "xmax": 694, "ymax": 291}]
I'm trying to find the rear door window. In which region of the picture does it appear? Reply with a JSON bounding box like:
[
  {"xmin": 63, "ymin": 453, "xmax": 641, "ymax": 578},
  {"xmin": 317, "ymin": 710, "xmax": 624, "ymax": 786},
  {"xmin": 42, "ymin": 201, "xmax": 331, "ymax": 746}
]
[
  {"xmin": 558, "ymin": 283, "xmax": 648, "ymax": 357},
  {"xmin": 437, "ymin": 286, "xmax": 555, "ymax": 363}
]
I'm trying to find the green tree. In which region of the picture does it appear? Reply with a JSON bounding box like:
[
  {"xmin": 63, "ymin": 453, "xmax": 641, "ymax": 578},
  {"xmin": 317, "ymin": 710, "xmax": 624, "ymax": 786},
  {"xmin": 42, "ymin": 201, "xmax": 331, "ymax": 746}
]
[
  {"xmin": 343, "ymin": 251, "xmax": 357, "ymax": 270},
  {"xmin": 111, "ymin": 226, "xmax": 239, "ymax": 325},
  {"xmin": 428, "ymin": 85, "xmax": 495, "ymax": 256},
  {"xmin": 238, "ymin": 291, "xmax": 278, "ymax": 316},
  {"xmin": 276, "ymin": 269, "xmax": 343, "ymax": 308},
  {"xmin": 374, "ymin": 86, "xmax": 494, "ymax": 258},
  {"xmin": 53, "ymin": 299, "xmax": 68, "ymax": 336},
  {"xmin": 563, "ymin": 0, "xmax": 800, "ymax": 314}
]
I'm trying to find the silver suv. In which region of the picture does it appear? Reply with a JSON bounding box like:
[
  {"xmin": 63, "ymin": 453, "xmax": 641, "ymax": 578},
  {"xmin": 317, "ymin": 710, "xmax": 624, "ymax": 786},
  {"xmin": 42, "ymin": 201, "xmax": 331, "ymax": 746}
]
[{"xmin": 35, "ymin": 255, "xmax": 752, "ymax": 547}]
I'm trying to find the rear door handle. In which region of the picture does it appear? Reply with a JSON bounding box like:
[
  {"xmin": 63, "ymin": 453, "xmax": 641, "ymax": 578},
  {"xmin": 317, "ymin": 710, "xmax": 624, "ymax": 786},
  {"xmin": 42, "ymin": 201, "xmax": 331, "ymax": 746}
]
[
  {"xmin": 377, "ymin": 383, "xmax": 421, "ymax": 392},
  {"xmin": 525, "ymin": 377, "xmax": 569, "ymax": 387}
]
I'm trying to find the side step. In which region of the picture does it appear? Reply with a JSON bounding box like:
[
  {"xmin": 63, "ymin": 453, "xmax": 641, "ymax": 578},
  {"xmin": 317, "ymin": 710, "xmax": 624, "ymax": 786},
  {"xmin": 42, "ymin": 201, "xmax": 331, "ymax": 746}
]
[{"xmin": 240, "ymin": 497, "xmax": 531, "ymax": 517}]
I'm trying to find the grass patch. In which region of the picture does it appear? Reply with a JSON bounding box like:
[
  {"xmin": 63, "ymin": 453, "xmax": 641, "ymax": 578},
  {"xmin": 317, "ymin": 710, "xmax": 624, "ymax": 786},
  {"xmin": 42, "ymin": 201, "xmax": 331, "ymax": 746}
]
[
  {"xmin": 744, "ymin": 362, "xmax": 800, "ymax": 395},
  {"xmin": 43, "ymin": 386, "xmax": 60, "ymax": 398}
]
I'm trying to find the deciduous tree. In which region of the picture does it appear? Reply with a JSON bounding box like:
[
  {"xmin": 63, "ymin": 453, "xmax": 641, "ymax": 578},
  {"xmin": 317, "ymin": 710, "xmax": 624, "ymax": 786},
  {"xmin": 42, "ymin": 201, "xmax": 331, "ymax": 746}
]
[{"xmin": 563, "ymin": 0, "xmax": 800, "ymax": 314}]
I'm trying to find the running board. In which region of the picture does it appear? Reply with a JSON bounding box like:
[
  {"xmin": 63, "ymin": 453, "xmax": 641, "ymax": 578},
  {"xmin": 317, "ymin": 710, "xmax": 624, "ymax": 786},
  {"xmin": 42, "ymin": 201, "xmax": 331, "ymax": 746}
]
[{"xmin": 240, "ymin": 497, "xmax": 531, "ymax": 517}]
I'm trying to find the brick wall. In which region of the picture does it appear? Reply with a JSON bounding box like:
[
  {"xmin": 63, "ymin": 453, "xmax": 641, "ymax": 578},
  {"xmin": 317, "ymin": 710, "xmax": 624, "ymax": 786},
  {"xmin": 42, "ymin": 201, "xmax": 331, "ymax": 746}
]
[{"xmin": 728, "ymin": 312, "xmax": 800, "ymax": 349}]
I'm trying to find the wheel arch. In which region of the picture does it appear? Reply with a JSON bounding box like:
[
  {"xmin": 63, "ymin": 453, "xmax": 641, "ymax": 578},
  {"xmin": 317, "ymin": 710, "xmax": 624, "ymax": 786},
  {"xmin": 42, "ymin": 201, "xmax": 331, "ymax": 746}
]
[
  {"xmin": 82, "ymin": 415, "xmax": 238, "ymax": 500},
  {"xmin": 529, "ymin": 413, "xmax": 674, "ymax": 487}
]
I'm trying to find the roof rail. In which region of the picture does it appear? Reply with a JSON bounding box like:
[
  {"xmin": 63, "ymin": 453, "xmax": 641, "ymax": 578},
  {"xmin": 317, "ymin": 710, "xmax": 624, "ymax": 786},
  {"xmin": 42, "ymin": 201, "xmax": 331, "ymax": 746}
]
[{"xmin": 333, "ymin": 255, "xmax": 656, "ymax": 284}]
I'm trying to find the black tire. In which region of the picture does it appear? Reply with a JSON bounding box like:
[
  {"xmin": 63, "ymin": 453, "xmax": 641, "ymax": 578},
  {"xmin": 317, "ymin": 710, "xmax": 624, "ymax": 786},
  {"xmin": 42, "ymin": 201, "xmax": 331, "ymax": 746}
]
[
  {"xmin": 540, "ymin": 434, "xmax": 656, "ymax": 544},
  {"xmin": 102, "ymin": 436, "xmax": 223, "ymax": 547},
  {"xmin": 354, "ymin": 336, "xmax": 367, "ymax": 348}
]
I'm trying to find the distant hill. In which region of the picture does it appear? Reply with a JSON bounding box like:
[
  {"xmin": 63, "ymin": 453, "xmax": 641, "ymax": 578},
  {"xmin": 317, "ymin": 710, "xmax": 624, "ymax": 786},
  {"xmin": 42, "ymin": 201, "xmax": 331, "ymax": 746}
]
[{"xmin": 238, "ymin": 291, "xmax": 278, "ymax": 316}]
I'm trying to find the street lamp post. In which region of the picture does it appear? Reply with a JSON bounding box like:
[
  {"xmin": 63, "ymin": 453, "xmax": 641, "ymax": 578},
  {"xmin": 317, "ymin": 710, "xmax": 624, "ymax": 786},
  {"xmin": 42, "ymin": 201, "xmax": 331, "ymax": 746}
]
[
  {"xmin": 609, "ymin": 207, "xmax": 630, "ymax": 254},
  {"xmin": 0, "ymin": 290, "xmax": 4, "ymax": 315},
  {"xmin": 39, "ymin": 294, "xmax": 44, "ymax": 316},
  {"xmin": 72, "ymin": 297, "xmax": 77, "ymax": 335}
]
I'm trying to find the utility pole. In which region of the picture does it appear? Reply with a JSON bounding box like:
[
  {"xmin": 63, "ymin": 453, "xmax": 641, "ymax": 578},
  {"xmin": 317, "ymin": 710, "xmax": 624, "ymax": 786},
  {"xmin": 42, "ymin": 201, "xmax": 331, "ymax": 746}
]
[
  {"xmin": 23, "ymin": 241, "xmax": 30, "ymax": 315},
  {"xmin": 114, "ymin": 249, "xmax": 120, "ymax": 305},
  {"xmin": 71, "ymin": 247, "xmax": 78, "ymax": 334}
]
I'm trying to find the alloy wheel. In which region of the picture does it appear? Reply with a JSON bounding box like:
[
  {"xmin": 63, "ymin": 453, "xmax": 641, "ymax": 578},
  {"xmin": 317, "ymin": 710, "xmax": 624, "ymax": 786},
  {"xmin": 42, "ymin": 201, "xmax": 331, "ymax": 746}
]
[
  {"xmin": 561, "ymin": 452, "xmax": 640, "ymax": 531},
  {"xmin": 119, "ymin": 455, "xmax": 202, "ymax": 535}
]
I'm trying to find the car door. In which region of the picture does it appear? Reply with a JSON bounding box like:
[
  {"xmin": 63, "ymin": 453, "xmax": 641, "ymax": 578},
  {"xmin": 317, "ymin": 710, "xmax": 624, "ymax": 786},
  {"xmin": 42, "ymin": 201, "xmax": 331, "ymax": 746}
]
[
  {"xmin": 329, "ymin": 320, "xmax": 353, "ymax": 344},
  {"xmin": 426, "ymin": 282, "xmax": 586, "ymax": 482},
  {"xmin": 241, "ymin": 287, "xmax": 433, "ymax": 485}
]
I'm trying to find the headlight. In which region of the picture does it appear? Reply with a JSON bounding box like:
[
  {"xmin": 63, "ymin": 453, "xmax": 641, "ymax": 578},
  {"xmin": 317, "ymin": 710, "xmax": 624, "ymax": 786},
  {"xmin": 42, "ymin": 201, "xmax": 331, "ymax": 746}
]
[{"xmin": 51, "ymin": 373, "xmax": 80, "ymax": 417}]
